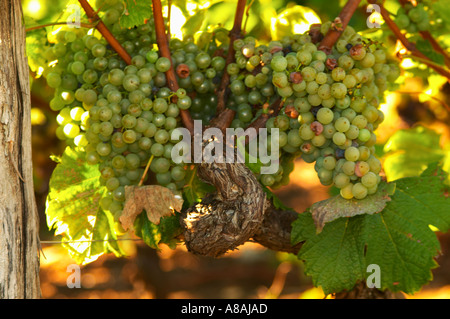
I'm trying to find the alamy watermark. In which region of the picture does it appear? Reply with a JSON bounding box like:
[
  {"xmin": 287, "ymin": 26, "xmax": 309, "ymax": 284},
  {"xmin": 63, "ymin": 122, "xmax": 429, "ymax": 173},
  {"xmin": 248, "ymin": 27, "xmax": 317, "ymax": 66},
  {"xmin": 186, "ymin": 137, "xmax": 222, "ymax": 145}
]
[
  {"xmin": 366, "ymin": 264, "xmax": 381, "ymax": 289},
  {"xmin": 171, "ymin": 120, "xmax": 280, "ymax": 174},
  {"xmin": 366, "ymin": 4, "xmax": 381, "ymax": 29},
  {"xmin": 66, "ymin": 264, "xmax": 81, "ymax": 288}
]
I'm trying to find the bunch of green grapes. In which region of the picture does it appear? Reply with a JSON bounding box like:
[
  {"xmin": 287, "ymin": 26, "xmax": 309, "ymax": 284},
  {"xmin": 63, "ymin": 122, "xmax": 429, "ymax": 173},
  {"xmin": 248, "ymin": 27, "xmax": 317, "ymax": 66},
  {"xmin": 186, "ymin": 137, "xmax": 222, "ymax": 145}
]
[
  {"xmin": 43, "ymin": 0, "xmax": 400, "ymax": 212},
  {"xmin": 221, "ymin": 25, "xmax": 400, "ymax": 199},
  {"xmin": 394, "ymin": 2, "xmax": 430, "ymax": 32},
  {"xmin": 42, "ymin": 1, "xmax": 190, "ymax": 222}
]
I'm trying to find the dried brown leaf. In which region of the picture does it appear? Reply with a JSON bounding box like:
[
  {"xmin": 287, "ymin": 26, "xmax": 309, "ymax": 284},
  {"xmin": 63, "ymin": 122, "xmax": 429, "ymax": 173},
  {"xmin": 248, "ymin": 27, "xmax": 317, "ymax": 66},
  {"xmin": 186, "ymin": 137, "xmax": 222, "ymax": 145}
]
[{"xmin": 119, "ymin": 185, "xmax": 183, "ymax": 230}]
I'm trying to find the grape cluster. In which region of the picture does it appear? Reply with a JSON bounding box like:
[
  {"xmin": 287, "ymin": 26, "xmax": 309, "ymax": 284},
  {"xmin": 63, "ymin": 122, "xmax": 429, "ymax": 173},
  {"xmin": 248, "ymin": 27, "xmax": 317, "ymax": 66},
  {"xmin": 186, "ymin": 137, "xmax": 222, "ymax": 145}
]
[
  {"xmin": 43, "ymin": 0, "xmax": 399, "ymax": 210},
  {"xmin": 222, "ymin": 25, "xmax": 400, "ymax": 199},
  {"xmin": 395, "ymin": 2, "xmax": 430, "ymax": 32},
  {"xmin": 42, "ymin": 1, "xmax": 189, "ymax": 221}
]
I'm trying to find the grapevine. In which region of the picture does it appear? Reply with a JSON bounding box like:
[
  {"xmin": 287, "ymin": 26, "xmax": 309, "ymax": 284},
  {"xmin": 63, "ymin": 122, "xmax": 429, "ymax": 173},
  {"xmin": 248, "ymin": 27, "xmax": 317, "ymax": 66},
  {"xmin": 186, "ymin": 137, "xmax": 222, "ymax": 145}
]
[{"xmin": 31, "ymin": 0, "xmax": 450, "ymax": 297}]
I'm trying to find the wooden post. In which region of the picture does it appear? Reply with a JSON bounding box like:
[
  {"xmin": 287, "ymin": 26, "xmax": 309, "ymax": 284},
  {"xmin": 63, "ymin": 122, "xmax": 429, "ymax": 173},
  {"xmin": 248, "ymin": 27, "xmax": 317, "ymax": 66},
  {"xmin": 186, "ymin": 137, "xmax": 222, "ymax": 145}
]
[{"xmin": 0, "ymin": 0, "xmax": 41, "ymax": 298}]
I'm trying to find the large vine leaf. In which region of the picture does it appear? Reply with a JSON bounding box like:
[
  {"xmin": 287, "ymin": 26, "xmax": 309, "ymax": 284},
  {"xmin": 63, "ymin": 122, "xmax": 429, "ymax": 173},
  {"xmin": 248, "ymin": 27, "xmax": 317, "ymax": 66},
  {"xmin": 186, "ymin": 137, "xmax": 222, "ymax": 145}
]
[
  {"xmin": 383, "ymin": 126, "xmax": 446, "ymax": 182},
  {"xmin": 270, "ymin": 5, "xmax": 321, "ymax": 40},
  {"xmin": 46, "ymin": 147, "xmax": 123, "ymax": 265},
  {"xmin": 292, "ymin": 164, "xmax": 450, "ymax": 295},
  {"xmin": 298, "ymin": 214, "xmax": 368, "ymax": 295},
  {"xmin": 120, "ymin": 0, "xmax": 152, "ymax": 29}
]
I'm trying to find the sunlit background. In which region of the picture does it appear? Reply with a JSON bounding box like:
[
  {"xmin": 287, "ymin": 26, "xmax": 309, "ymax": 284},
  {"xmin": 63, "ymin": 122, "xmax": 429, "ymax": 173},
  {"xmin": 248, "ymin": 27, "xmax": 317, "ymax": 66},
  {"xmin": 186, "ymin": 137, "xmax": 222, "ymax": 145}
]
[{"xmin": 23, "ymin": 0, "xmax": 450, "ymax": 299}]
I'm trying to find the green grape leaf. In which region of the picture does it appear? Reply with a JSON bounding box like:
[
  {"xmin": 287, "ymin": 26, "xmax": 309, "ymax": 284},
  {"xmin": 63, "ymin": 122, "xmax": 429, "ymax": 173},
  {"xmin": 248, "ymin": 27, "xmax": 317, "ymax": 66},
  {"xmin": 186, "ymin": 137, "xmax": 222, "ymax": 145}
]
[
  {"xmin": 291, "ymin": 211, "xmax": 316, "ymax": 246},
  {"xmin": 383, "ymin": 126, "xmax": 446, "ymax": 181},
  {"xmin": 298, "ymin": 214, "xmax": 367, "ymax": 295},
  {"xmin": 182, "ymin": 9, "xmax": 206, "ymax": 36},
  {"xmin": 432, "ymin": 0, "xmax": 450, "ymax": 32},
  {"xmin": 46, "ymin": 147, "xmax": 122, "ymax": 265},
  {"xmin": 262, "ymin": 186, "xmax": 291, "ymax": 211},
  {"xmin": 310, "ymin": 182, "xmax": 394, "ymax": 232},
  {"xmin": 391, "ymin": 163, "xmax": 450, "ymax": 233},
  {"xmin": 415, "ymin": 39, "xmax": 445, "ymax": 65},
  {"xmin": 134, "ymin": 213, "xmax": 182, "ymax": 249},
  {"xmin": 270, "ymin": 5, "xmax": 321, "ymax": 40},
  {"xmin": 121, "ymin": 0, "xmax": 152, "ymax": 29},
  {"xmin": 183, "ymin": 166, "xmax": 215, "ymax": 207},
  {"xmin": 293, "ymin": 164, "xmax": 450, "ymax": 295}
]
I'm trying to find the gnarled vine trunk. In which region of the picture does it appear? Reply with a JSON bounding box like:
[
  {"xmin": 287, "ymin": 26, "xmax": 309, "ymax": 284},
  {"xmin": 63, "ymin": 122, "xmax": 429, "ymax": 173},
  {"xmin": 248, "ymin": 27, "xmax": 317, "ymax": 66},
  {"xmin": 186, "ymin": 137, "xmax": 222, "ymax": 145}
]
[{"xmin": 0, "ymin": 0, "xmax": 40, "ymax": 298}]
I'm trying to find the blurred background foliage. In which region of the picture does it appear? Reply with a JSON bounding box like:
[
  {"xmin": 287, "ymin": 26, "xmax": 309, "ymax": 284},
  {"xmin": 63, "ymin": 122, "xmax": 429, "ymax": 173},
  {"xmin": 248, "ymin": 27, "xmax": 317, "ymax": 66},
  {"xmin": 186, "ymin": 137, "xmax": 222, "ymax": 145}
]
[{"xmin": 23, "ymin": 0, "xmax": 450, "ymax": 298}]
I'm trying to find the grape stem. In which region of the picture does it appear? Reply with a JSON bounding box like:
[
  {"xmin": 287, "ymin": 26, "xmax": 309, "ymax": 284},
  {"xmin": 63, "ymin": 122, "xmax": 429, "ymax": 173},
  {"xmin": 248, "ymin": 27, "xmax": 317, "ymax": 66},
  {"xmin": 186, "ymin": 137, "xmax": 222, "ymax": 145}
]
[
  {"xmin": 25, "ymin": 21, "xmax": 97, "ymax": 33},
  {"xmin": 138, "ymin": 155, "xmax": 155, "ymax": 187},
  {"xmin": 78, "ymin": 0, "xmax": 132, "ymax": 65},
  {"xmin": 397, "ymin": 0, "xmax": 450, "ymax": 68},
  {"xmin": 318, "ymin": 0, "xmax": 362, "ymax": 54},
  {"xmin": 152, "ymin": 0, "xmax": 194, "ymax": 134},
  {"xmin": 370, "ymin": 0, "xmax": 450, "ymax": 80}
]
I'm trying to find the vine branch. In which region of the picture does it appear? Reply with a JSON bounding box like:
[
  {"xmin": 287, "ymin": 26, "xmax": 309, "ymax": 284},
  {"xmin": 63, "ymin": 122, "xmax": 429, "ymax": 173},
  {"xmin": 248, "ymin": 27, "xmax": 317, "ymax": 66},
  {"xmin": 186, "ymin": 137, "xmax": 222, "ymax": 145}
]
[
  {"xmin": 318, "ymin": 0, "xmax": 362, "ymax": 54},
  {"xmin": 151, "ymin": 0, "xmax": 194, "ymax": 134},
  {"xmin": 78, "ymin": 0, "xmax": 132, "ymax": 65},
  {"xmin": 370, "ymin": 0, "xmax": 450, "ymax": 80}
]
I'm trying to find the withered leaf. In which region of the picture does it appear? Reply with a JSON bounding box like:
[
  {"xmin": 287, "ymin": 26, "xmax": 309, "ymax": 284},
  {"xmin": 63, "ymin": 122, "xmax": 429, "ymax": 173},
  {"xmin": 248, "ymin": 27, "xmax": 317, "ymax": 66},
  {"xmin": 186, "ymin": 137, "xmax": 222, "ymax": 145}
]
[
  {"xmin": 311, "ymin": 182, "xmax": 395, "ymax": 233},
  {"xmin": 119, "ymin": 185, "xmax": 184, "ymax": 230}
]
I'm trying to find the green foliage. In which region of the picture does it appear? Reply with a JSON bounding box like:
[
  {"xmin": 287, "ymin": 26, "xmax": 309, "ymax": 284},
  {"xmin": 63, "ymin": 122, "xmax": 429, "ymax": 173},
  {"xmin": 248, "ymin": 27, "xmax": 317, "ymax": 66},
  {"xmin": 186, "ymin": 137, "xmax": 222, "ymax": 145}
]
[
  {"xmin": 182, "ymin": 167, "xmax": 215, "ymax": 207},
  {"xmin": 120, "ymin": 0, "xmax": 152, "ymax": 28},
  {"xmin": 25, "ymin": 0, "xmax": 450, "ymax": 295},
  {"xmin": 46, "ymin": 147, "xmax": 123, "ymax": 264},
  {"xmin": 134, "ymin": 213, "xmax": 182, "ymax": 249},
  {"xmin": 182, "ymin": 9, "xmax": 206, "ymax": 36},
  {"xmin": 415, "ymin": 39, "xmax": 445, "ymax": 66},
  {"xmin": 383, "ymin": 126, "xmax": 448, "ymax": 182},
  {"xmin": 270, "ymin": 4, "xmax": 321, "ymax": 40},
  {"xmin": 24, "ymin": 17, "xmax": 49, "ymax": 73},
  {"xmin": 292, "ymin": 164, "xmax": 450, "ymax": 295}
]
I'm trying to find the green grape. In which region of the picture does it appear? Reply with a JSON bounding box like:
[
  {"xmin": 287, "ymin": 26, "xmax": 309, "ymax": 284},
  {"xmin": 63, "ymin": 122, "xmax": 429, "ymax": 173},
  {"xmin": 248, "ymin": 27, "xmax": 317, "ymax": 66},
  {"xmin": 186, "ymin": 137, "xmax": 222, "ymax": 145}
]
[
  {"xmin": 358, "ymin": 128, "xmax": 371, "ymax": 142},
  {"xmin": 151, "ymin": 157, "xmax": 170, "ymax": 173},
  {"xmin": 96, "ymin": 142, "xmax": 112, "ymax": 157},
  {"xmin": 316, "ymin": 108, "xmax": 334, "ymax": 125},
  {"xmin": 323, "ymin": 156, "xmax": 336, "ymax": 170},
  {"xmin": 156, "ymin": 57, "xmax": 171, "ymax": 72},
  {"xmin": 342, "ymin": 161, "xmax": 356, "ymax": 176},
  {"xmin": 63, "ymin": 123, "xmax": 80, "ymax": 138},
  {"xmin": 345, "ymin": 125, "xmax": 359, "ymax": 140},
  {"xmin": 151, "ymin": 143, "xmax": 164, "ymax": 157},
  {"xmin": 261, "ymin": 174, "xmax": 275, "ymax": 186},
  {"xmin": 271, "ymin": 55, "xmax": 288, "ymax": 72},
  {"xmin": 301, "ymin": 66, "xmax": 317, "ymax": 82},
  {"xmin": 334, "ymin": 172, "xmax": 350, "ymax": 189},
  {"xmin": 334, "ymin": 117, "xmax": 350, "ymax": 133},
  {"xmin": 340, "ymin": 184, "xmax": 354, "ymax": 199},
  {"xmin": 331, "ymin": 83, "xmax": 347, "ymax": 99},
  {"xmin": 106, "ymin": 177, "xmax": 120, "ymax": 191},
  {"xmin": 344, "ymin": 146, "xmax": 360, "ymax": 162},
  {"xmin": 123, "ymin": 130, "xmax": 137, "ymax": 143},
  {"xmin": 352, "ymin": 183, "xmax": 367, "ymax": 199}
]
